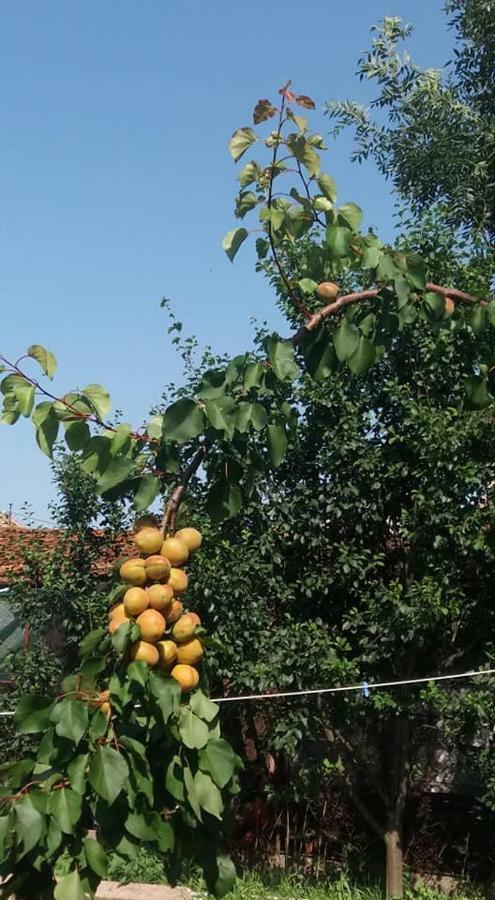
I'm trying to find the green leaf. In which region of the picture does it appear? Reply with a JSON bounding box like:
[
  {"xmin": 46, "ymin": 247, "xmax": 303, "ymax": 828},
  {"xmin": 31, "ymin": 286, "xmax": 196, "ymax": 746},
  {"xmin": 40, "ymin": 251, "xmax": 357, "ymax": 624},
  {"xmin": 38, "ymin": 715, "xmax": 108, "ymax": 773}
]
[
  {"xmin": 79, "ymin": 628, "xmax": 106, "ymax": 660},
  {"xmin": 326, "ymin": 223, "xmax": 353, "ymax": 258},
  {"xmin": 334, "ymin": 319, "xmax": 360, "ymax": 362},
  {"xmin": 48, "ymin": 787, "xmax": 82, "ymax": 834},
  {"xmin": 14, "ymin": 796, "xmax": 44, "ymax": 856},
  {"xmin": 228, "ymin": 127, "xmax": 256, "ymax": 162},
  {"xmin": 13, "ymin": 380, "xmax": 35, "ymax": 416},
  {"xmin": 84, "ymin": 836, "xmax": 108, "ymax": 878},
  {"xmin": 0, "ymin": 814, "xmax": 10, "ymax": 856},
  {"xmin": 205, "ymin": 397, "xmax": 237, "ymax": 437},
  {"xmin": 179, "ymin": 707, "xmax": 209, "ymax": 750},
  {"xmin": 153, "ymin": 817, "xmax": 174, "ymax": 852},
  {"xmin": 424, "ymin": 292, "xmax": 446, "ymax": 321},
  {"xmin": 337, "ymin": 202, "xmax": 363, "ymax": 232},
  {"xmin": 111, "ymin": 620, "xmax": 133, "ymax": 657},
  {"xmin": 302, "ymin": 329, "xmax": 336, "ymax": 381},
  {"xmin": 82, "ymin": 383, "xmax": 111, "ymax": 420},
  {"xmin": 147, "ymin": 414, "xmax": 164, "ymax": 440},
  {"xmin": 80, "ymin": 435, "xmax": 111, "ymax": 475},
  {"xmin": 64, "ymin": 419, "xmax": 91, "ymax": 451},
  {"xmin": 394, "ymin": 275, "xmax": 411, "ymax": 309},
  {"xmin": 298, "ymin": 278, "xmax": 318, "ymax": 294},
  {"xmin": 213, "ymin": 855, "xmax": 237, "ymax": 898},
  {"xmin": 255, "ymin": 237, "xmax": 269, "ymax": 259},
  {"xmin": 267, "ymin": 424, "xmax": 288, "ymax": 469},
  {"xmin": 317, "ymin": 174, "xmax": 337, "ymax": 202},
  {"xmin": 183, "ymin": 766, "xmax": 202, "ymax": 821},
  {"xmin": 464, "ymin": 375, "xmax": 493, "ymax": 410},
  {"xmin": 32, "ymin": 401, "xmax": 59, "ymax": 457},
  {"xmin": 88, "ymin": 746, "xmax": 129, "ymax": 805},
  {"xmin": 199, "ymin": 738, "xmax": 236, "ymax": 789},
  {"xmin": 125, "ymin": 812, "xmax": 157, "ymax": 841},
  {"xmin": 244, "ymin": 362, "xmax": 265, "ymax": 390},
  {"xmin": 190, "ymin": 690, "xmax": 219, "ymax": 723},
  {"xmin": 207, "ymin": 478, "xmax": 242, "ymax": 523},
  {"xmin": 133, "ymin": 474, "xmax": 160, "ymax": 512},
  {"xmin": 235, "ymin": 190, "xmax": 257, "ymax": 219},
  {"xmin": 14, "ymin": 695, "xmax": 54, "ymax": 733},
  {"xmin": 267, "ymin": 338, "xmax": 300, "ymax": 381},
  {"xmin": 348, "ymin": 336, "xmax": 377, "ymax": 375},
  {"xmin": 27, "ymin": 344, "xmax": 57, "ymax": 378},
  {"xmin": 194, "ymin": 770, "xmax": 223, "ymax": 820},
  {"xmin": 148, "ymin": 672, "xmax": 181, "ymax": 721},
  {"xmin": 197, "ymin": 370, "xmax": 226, "ymax": 400},
  {"xmin": 108, "ymin": 422, "xmax": 132, "ymax": 455},
  {"xmin": 68, "ymin": 753, "xmax": 89, "ymax": 795},
  {"xmin": 97, "ymin": 457, "xmax": 134, "ymax": 495},
  {"xmin": 54, "ymin": 869, "xmax": 85, "ymax": 900},
  {"xmin": 166, "ymin": 756, "xmax": 185, "ymax": 802},
  {"xmin": 52, "ymin": 698, "xmax": 88, "ymax": 746},
  {"xmin": 470, "ymin": 305, "xmax": 487, "ymax": 335},
  {"xmin": 236, "ymin": 402, "xmax": 267, "ymax": 433},
  {"xmin": 238, "ymin": 160, "xmax": 261, "ymax": 187},
  {"xmin": 286, "ymin": 134, "xmax": 320, "ymax": 176},
  {"xmin": 222, "ymin": 227, "xmax": 248, "ymax": 262},
  {"xmin": 163, "ymin": 398, "xmax": 205, "ymax": 444}
]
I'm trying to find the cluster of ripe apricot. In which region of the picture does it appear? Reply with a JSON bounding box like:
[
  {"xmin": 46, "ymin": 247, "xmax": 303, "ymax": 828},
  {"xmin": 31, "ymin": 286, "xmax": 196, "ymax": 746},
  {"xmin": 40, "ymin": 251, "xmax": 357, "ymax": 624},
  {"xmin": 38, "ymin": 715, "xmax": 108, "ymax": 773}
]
[{"xmin": 108, "ymin": 525, "xmax": 204, "ymax": 692}]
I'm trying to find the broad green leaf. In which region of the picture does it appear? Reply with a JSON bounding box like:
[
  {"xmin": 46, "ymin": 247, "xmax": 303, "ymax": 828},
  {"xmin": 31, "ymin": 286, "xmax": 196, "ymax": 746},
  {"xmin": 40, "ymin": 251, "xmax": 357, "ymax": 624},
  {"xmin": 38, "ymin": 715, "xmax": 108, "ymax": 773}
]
[
  {"xmin": 464, "ymin": 375, "xmax": 493, "ymax": 410},
  {"xmin": 225, "ymin": 353, "xmax": 248, "ymax": 384},
  {"xmin": 298, "ymin": 278, "xmax": 318, "ymax": 294},
  {"xmin": 286, "ymin": 134, "xmax": 320, "ymax": 176},
  {"xmin": 46, "ymin": 817, "xmax": 62, "ymax": 855},
  {"xmin": 326, "ymin": 223, "xmax": 353, "ymax": 258},
  {"xmin": 0, "ymin": 815, "xmax": 10, "ymax": 856},
  {"xmin": 82, "ymin": 383, "xmax": 111, "ymax": 420},
  {"xmin": 194, "ymin": 770, "xmax": 223, "ymax": 819},
  {"xmin": 376, "ymin": 253, "xmax": 399, "ymax": 282},
  {"xmin": 183, "ymin": 766, "xmax": 202, "ymax": 821},
  {"xmin": 235, "ymin": 190, "xmax": 257, "ymax": 219},
  {"xmin": 424, "ymin": 291, "xmax": 446, "ymax": 321},
  {"xmin": 88, "ymin": 745, "xmax": 129, "ymax": 805},
  {"xmin": 165, "ymin": 756, "xmax": 185, "ymax": 802},
  {"xmin": 109, "ymin": 423, "xmax": 133, "ymax": 455},
  {"xmin": 79, "ymin": 628, "xmax": 106, "ymax": 660},
  {"xmin": 348, "ymin": 336, "xmax": 376, "ymax": 375},
  {"xmin": 67, "ymin": 753, "xmax": 89, "ymax": 795},
  {"xmin": 338, "ymin": 202, "xmax": 363, "ymax": 232},
  {"xmin": 228, "ymin": 126, "xmax": 256, "ymax": 162},
  {"xmin": 52, "ymin": 698, "xmax": 88, "ymax": 745},
  {"xmin": 394, "ymin": 275, "xmax": 411, "ymax": 309},
  {"xmin": 238, "ymin": 160, "xmax": 261, "ymax": 187},
  {"xmin": 267, "ymin": 424, "xmax": 288, "ymax": 469},
  {"xmin": 205, "ymin": 397, "xmax": 237, "ymax": 437},
  {"xmin": 133, "ymin": 474, "xmax": 160, "ymax": 512},
  {"xmin": 207, "ymin": 478, "xmax": 242, "ymax": 523},
  {"xmin": 148, "ymin": 672, "xmax": 181, "ymax": 721},
  {"xmin": 48, "ymin": 787, "xmax": 82, "ymax": 834},
  {"xmin": 80, "ymin": 435, "xmax": 111, "ymax": 475},
  {"xmin": 32, "ymin": 401, "xmax": 59, "ymax": 457},
  {"xmin": 54, "ymin": 869, "xmax": 85, "ymax": 900},
  {"xmin": 334, "ymin": 319, "xmax": 360, "ymax": 362},
  {"xmin": 163, "ymin": 398, "xmax": 204, "ymax": 444},
  {"xmin": 153, "ymin": 817, "xmax": 174, "ymax": 852},
  {"xmin": 146, "ymin": 414, "xmax": 163, "ymax": 440},
  {"xmin": 197, "ymin": 370, "xmax": 226, "ymax": 400},
  {"xmin": 125, "ymin": 812, "xmax": 157, "ymax": 841},
  {"xmin": 255, "ymin": 237, "xmax": 269, "ymax": 259},
  {"xmin": 14, "ymin": 796, "xmax": 44, "ymax": 856},
  {"xmin": 244, "ymin": 362, "xmax": 265, "ymax": 390},
  {"xmin": 190, "ymin": 690, "xmax": 219, "ymax": 723},
  {"xmin": 111, "ymin": 620, "xmax": 133, "ymax": 656},
  {"xmin": 64, "ymin": 419, "xmax": 91, "ymax": 451},
  {"xmin": 27, "ymin": 344, "xmax": 57, "ymax": 378},
  {"xmin": 213, "ymin": 855, "xmax": 237, "ymax": 898},
  {"xmin": 487, "ymin": 301, "xmax": 495, "ymax": 326},
  {"xmin": 470, "ymin": 305, "xmax": 487, "ymax": 335},
  {"xmin": 404, "ymin": 252, "xmax": 427, "ymax": 289},
  {"xmin": 267, "ymin": 338, "xmax": 300, "ymax": 381},
  {"xmin": 97, "ymin": 457, "xmax": 134, "ymax": 495},
  {"xmin": 317, "ymin": 173, "xmax": 337, "ymax": 202},
  {"xmin": 84, "ymin": 836, "xmax": 108, "ymax": 878},
  {"xmin": 13, "ymin": 380, "xmax": 35, "ymax": 416},
  {"xmin": 302, "ymin": 329, "xmax": 336, "ymax": 381},
  {"xmin": 179, "ymin": 707, "xmax": 209, "ymax": 750},
  {"xmin": 199, "ymin": 738, "xmax": 236, "ymax": 789},
  {"xmin": 236, "ymin": 401, "xmax": 267, "ymax": 433},
  {"xmin": 222, "ymin": 227, "xmax": 248, "ymax": 262},
  {"xmin": 14, "ymin": 695, "xmax": 54, "ymax": 733}
]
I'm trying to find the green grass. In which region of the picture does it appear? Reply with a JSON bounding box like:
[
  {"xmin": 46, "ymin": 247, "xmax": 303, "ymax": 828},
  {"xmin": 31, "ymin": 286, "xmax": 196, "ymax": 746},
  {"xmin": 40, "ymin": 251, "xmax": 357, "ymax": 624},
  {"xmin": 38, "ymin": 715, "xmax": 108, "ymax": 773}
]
[{"xmin": 105, "ymin": 848, "xmax": 484, "ymax": 900}]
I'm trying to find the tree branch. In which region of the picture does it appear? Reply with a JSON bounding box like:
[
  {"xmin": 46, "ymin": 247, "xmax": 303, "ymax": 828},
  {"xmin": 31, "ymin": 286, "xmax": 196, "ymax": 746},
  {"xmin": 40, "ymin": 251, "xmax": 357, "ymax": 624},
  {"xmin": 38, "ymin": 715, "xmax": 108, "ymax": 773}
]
[{"xmin": 161, "ymin": 443, "xmax": 207, "ymax": 536}]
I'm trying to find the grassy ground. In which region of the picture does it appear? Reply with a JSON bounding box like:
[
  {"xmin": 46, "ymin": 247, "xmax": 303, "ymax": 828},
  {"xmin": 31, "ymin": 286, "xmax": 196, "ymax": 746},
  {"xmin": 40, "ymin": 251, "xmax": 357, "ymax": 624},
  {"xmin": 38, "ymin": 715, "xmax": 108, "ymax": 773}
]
[{"xmin": 106, "ymin": 849, "xmax": 484, "ymax": 899}]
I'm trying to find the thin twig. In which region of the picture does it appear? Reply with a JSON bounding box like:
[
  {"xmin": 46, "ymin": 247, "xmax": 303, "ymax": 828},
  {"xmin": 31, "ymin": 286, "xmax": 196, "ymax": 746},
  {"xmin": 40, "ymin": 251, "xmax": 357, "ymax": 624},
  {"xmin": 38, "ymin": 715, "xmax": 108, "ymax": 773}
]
[{"xmin": 161, "ymin": 443, "xmax": 207, "ymax": 536}]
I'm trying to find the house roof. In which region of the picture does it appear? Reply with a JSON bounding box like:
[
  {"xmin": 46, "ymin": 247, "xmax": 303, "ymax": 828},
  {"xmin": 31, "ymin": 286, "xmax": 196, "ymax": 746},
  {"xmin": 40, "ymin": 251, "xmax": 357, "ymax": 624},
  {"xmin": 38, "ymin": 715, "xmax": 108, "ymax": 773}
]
[{"xmin": 0, "ymin": 521, "xmax": 135, "ymax": 586}]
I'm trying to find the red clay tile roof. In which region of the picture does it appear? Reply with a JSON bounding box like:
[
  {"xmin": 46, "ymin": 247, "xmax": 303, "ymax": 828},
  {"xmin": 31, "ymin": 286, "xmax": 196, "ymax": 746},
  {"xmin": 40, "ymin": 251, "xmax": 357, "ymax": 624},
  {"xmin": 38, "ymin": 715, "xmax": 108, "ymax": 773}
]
[{"xmin": 0, "ymin": 524, "xmax": 135, "ymax": 585}]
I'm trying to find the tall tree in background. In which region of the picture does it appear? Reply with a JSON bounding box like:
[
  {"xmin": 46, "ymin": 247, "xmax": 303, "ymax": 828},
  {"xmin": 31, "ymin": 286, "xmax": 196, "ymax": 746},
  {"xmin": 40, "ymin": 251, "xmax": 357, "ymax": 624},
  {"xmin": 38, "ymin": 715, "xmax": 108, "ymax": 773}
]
[{"xmin": 326, "ymin": 1, "xmax": 495, "ymax": 245}]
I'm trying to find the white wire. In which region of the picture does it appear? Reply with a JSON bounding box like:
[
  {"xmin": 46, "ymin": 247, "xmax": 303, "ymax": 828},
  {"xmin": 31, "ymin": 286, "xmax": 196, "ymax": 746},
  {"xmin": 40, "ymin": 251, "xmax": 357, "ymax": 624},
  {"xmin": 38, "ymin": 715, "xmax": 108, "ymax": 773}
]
[{"xmin": 0, "ymin": 667, "xmax": 492, "ymax": 717}]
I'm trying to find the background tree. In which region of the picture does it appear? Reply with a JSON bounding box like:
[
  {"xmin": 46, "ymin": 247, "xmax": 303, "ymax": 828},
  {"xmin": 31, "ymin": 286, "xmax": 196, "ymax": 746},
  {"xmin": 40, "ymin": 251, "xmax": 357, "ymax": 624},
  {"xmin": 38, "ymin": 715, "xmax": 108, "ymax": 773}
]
[{"xmin": 326, "ymin": 2, "xmax": 495, "ymax": 245}]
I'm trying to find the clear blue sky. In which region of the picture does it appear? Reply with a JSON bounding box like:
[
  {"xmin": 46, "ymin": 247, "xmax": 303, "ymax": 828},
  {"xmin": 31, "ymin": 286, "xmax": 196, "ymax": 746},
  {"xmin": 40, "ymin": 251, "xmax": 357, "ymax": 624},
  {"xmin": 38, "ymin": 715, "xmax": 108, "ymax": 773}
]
[{"xmin": 1, "ymin": 1, "xmax": 453, "ymax": 523}]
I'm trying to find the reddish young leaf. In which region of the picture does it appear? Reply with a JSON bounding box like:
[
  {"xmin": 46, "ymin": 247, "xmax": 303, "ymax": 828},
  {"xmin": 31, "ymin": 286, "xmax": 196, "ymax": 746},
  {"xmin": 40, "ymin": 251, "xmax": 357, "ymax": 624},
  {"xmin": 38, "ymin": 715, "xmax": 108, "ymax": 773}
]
[{"xmin": 253, "ymin": 99, "xmax": 277, "ymax": 125}]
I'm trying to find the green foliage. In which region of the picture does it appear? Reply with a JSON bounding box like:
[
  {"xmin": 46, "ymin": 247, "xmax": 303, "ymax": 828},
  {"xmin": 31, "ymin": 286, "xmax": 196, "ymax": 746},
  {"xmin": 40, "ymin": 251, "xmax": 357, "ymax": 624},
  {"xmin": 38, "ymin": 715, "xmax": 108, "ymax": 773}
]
[{"xmin": 326, "ymin": 6, "xmax": 495, "ymax": 243}]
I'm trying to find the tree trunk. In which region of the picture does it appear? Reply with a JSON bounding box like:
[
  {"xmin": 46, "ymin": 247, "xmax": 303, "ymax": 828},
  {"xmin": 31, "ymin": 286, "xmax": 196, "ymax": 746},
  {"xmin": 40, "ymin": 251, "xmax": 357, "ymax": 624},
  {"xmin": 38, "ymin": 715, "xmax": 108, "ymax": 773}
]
[{"xmin": 385, "ymin": 824, "xmax": 404, "ymax": 899}]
